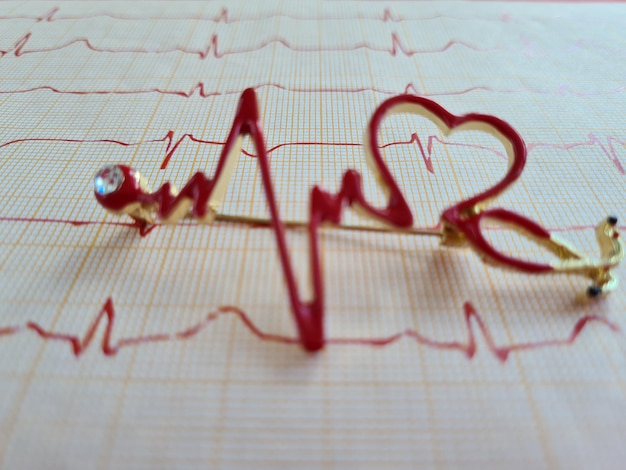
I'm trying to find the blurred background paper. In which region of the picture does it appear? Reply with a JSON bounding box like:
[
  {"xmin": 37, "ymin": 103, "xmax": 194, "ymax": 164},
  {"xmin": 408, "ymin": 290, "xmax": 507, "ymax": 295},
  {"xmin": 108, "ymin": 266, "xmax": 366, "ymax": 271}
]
[{"xmin": 1, "ymin": 1, "xmax": 626, "ymax": 468}]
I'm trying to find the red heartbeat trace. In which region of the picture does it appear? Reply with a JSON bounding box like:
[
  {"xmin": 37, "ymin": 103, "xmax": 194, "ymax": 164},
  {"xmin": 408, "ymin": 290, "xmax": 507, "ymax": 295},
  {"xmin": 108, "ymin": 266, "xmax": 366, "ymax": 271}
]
[
  {"xmin": 1, "ymin": 128, "xmax": 624, "ymax": 175},
  {"xmin": 529, "ymin": 134, "xmax": 626, "ymax": 175},
  {"xmin": 0, "ymin": 31, "xmax": 492, "ymax": 59},
  {"xmin": 0, "ymin": 130, "xmax": 436, "ymax": 173},
  {"xmin": 3, "ymin": 81, "xmax": 626, "ymax": 100},
  {"xmin": 0, "ymin": 6, "xmax": 503, "ymax": 25},
  {"xmin": 5, "ymin": 4, "xmax": 619, "ymax": 32},
  {"xmin": 0, "ymin": 297, "xmax": 619, "ymax": 362}
]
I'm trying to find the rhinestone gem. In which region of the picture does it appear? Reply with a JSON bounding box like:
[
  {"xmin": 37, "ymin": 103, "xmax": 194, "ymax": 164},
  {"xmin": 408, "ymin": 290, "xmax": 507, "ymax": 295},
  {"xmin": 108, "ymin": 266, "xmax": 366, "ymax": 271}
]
[{"xmin": 94, "ymin": 165, "xmax": 125, "ymax": 195}]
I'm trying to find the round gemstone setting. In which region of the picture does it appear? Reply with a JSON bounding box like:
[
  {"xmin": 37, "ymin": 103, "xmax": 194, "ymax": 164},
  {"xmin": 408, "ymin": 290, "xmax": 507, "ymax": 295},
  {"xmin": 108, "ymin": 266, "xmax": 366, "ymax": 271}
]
[{"xmin": 94, "ymin": 165, "xmax": 125, "ymax": 195}]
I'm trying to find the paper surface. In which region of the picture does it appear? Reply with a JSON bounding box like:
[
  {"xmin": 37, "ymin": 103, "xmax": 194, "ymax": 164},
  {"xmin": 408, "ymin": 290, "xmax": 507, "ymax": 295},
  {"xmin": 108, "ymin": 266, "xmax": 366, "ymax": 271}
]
[{"xmin": 1, "ymin": 1, "xmax": 625, "ymax": 468}]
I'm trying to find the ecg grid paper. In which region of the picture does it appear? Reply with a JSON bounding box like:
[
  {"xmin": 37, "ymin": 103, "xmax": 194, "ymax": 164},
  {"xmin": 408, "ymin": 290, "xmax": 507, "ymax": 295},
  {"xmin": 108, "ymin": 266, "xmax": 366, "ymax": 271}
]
[{"xmin": 1, "ymin": 1, "xmax": 626, "ymax": 469}]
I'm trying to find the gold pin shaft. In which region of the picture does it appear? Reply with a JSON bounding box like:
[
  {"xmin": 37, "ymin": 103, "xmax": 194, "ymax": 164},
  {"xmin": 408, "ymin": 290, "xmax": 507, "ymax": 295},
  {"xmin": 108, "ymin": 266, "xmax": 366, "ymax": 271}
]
[{"xmin": 213, "ymin": 213, "xmax": 443, "ymax": 237}]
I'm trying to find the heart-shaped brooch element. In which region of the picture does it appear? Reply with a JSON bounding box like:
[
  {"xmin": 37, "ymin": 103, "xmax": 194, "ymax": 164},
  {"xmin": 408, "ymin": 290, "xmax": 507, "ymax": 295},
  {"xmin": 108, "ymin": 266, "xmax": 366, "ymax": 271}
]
[{"xmin": 93, "ymin": 88, "xmax": 623, "ymax": 351}]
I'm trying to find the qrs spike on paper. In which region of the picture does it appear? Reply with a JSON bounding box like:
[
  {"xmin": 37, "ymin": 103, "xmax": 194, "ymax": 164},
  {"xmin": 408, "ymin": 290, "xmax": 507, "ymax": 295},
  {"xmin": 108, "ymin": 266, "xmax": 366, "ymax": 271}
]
[{"xmin": 93, "ymin": 88, "xmax": 624, "ymax": 352}]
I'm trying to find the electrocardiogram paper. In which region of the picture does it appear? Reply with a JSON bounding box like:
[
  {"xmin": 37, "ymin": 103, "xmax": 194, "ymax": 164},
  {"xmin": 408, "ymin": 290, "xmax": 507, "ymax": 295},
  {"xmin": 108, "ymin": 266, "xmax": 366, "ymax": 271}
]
[{"xmin": 1, "ymin": 1, "xmax": 626, "ymax": 469}]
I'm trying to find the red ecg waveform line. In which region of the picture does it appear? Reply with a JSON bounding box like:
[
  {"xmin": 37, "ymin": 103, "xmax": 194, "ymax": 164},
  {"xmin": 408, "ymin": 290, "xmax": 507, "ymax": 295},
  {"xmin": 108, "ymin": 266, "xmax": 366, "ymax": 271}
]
[
  {"xmin": 1, "ymin": 129, "xmax": 623, "ymax": 174},
  {"xmin": 0, "ymin": 297, "xmax": 618, "ymax": 362},
  {"xmin": 4, "ymin": 81, "xmax": 625, "ymax": 99},
  {"xmin": 0, "ymin": 6, "xmax": 508, "ymax": 25},
  {"xmin": 1, "ymin": 4, "xmax": 616, "ymax": 26},
  {"xmin": 528, "ymin": 134, "xmax": 626, "ymax": 174},
  {"xmin": 0, "ymin": 31, "xmax": 493, "ymax": 59}
]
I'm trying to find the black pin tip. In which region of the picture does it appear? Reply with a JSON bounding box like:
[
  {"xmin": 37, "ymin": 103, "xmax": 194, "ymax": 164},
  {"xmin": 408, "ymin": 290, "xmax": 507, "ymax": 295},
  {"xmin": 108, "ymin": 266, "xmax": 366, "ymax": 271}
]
[{"xmin": 587, "ymin": 285, "xmax": 602, "ymax": 298}]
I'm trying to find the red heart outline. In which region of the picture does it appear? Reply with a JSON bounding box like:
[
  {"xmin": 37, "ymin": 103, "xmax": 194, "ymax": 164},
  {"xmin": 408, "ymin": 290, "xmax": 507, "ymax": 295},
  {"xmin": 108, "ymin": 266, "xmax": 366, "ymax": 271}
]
[{"xmin": 367, "ymin": 94, "xmax": 553, "ymax": 274}]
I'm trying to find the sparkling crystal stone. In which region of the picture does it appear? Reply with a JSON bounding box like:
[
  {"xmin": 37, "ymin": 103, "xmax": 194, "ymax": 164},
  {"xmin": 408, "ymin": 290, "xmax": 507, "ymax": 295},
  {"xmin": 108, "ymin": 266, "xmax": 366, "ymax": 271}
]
[{"xmin": 94, "ymin": 165, "xmax": 125, "ymax": 195}]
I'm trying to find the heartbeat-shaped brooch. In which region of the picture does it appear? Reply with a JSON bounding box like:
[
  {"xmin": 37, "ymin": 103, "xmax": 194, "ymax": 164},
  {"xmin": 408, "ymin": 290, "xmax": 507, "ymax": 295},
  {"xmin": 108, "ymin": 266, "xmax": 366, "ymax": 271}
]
[{"xmin": 93, "ymin": 89, "xmax": 624, "ymax": 351}]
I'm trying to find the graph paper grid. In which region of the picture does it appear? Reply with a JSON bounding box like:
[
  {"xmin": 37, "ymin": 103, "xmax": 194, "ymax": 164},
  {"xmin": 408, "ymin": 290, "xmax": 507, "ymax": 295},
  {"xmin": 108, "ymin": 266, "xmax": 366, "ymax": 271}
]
[{"xmin": 1, "ymin": 1, "xmax": 626, "ymax": 469}]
